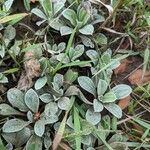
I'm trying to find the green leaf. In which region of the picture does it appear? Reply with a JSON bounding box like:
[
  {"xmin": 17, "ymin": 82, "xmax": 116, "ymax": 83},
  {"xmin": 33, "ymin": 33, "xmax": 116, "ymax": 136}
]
[
  {"xmin": 44, "ymin": 102, "xmax": 58, "ymax": 116},
  {"xmin": 86, "ymin": 108, "xmax": 101, "ymax": 125},
  {"xmin": 78, "ymin": 76, "xmax": 96, "ymax": 96},
  {"xmin": 104, "ymin": 103, "xmax": 122, "ymax": 118},
  {"xmin": 0, "ymin": 104, "xmax": 23, "ymax": 116},
  {"xmin": 69, "ymin": 45, "xmax": 84, "ymax": 61},
  {"xmin": 95, "ymin": 33, "xmax": 107, "ymax": 45},
  {"xmin": 25, "ymin": 89, "xmax": 39, "ymax": 113},
  {"xmin": 7, "ymin": 88, "xmax": 29, "ymax": 112},
  {"xmin": 4, "ymin": 25, "xmax": 16, "ymax": 40},
  {"xmin": 62, "ymin": 9, "xmax": 77, "ymax": 26},
  {"xmin": 60, "ymin": 26, "xmax": 73, "ymax": 36},
  {"xmin": 34, "ymin": 120, "xmax": 45, "ymax": 137},
  {"xmin": 2, "ymin": 127, "xmax": 31, "ymax": 146},
  {"xmin": 2, "ymin": 119, "xmax": 30, "ymax": 133},
  {"xmin": 74, "ymin": 107, "xmax": 81, "ymax": 150},
  {"xmin": 112, "ymin": 84, "xmax": 132, "ymax": 99},
  {"xmin": 0, "ymin": 73, "xmax": 8, "ymax": 83},
  {"xmin": 58, "ymin": 97, "xmax": 71, "ymax": 110},
  {"xmin": 79, "ymin": 24, "xmax": 94, "ymax": 35},
  {"xmin": 97, "ymin": 79, "xmax": 108, "ymax": 96},
  {"xmin": 93, "ymin": 99, "xmax": 104, "ymax": 112},
  {"xmin": 35, "ymin": 76, "xmax": 47, "ymax": 90},
  {"xmin": 3, "ymin": 0, "xmax": 14, "ymax": 12},
  {"xmin": 31, "ymin": 8, "xmax": 47, "ymax": 20},
  {"xmin": 26, "ymin": 135, "xmax": 42, "ymax": 150},
  {"xmin": 53, "ymin": 1, "xmax": 65, "ymax": 15},
  {"xmin": 39, "ymin": 93, "xmax": 52, "ymax": 103},
  {"xmin": 102, "ymin": 91, "xmax": 117, "ymax": 103}
]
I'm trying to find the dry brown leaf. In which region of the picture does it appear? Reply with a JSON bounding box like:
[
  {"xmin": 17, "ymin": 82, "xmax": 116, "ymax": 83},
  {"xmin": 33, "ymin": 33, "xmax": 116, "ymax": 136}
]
[
  {"xmin": 114, "ymin": 59, "xmax": 132, "ymax": 75},
  {"xmin": 118, "ymin": 95, "xmax": 131, "ymax": 110},
  {"xmin": 128, "ymin": 69, "xmax": 150, "ymax": 85},
  {"xmin": 17, "ymin": 51, "xmax": 40, "ymax": 91}
]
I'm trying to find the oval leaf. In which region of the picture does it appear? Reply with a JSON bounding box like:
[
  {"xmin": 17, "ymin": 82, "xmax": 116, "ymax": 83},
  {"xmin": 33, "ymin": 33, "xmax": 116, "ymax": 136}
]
[
  {"xmin": 78, "ymin": 76, "xmax": 96, "ymax": 96},
  {"xmin": 93, "ymin": 99, "xmax": 104, "ymax": 112},
  {"xmin": 7, "ymin": 88, "xmax": 28, "ymax": 112},
  {"xmin": 79, "ymin": 24, "xmax": 94, "ymax": 35},
  {"xmin": 86, "ymin": 108, "xmax": 101, "ymax": 125},
  {"xmin": 97, "ymin": 79, "xmax": 108, "ymax": 96},
  {"xmin": 112, "ymin": 84, "xmax": 132, "ymax": 99},
  {"xmin": 102, "ymin": 91, "xmax": 117, "ymax": 103},
  {"xmin": 104, "ymin": 103, "xmax": 122, "ymax": 119},
  {"xmin": 2, "ymin": 119, "xmax": 30, "ymax": 133},
  {"xmin": 34, "ymin": 120, "xmax": 45, "ymax": 137},
  {"xmin": 0, "ymin": 104, "xmax": 23, "ymax": 116},
  {"xmin": 25, "ymin": 89, "xmax": 39, "ymax": 113},
  {"xmin": 35, "ymin": 76, "xmax": 47, "ymax": 90},
  {"xmin": 58, "ymin": 97, "xmax": 71, "ymax": 110}
]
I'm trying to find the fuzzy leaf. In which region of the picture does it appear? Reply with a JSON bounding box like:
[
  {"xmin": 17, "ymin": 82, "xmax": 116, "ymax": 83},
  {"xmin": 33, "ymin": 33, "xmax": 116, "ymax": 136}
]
[
  {"xmin": 97, "ymin": 79, "xmax": 108, "ymax": 96},
  {"xmin": 102, "ymin": 91, "xmax": 117, "ymax": 103},
  {"xmin": 79, "ymin": 24, "xmax": 94, "ymax": 35},
  {"xmin": 0, "ymin": 104, "xmax": 23, "ymax": 116},
  {"xmin": 112, "ymin": 84, "xmax": 132, "ymax": 99},
  {"xmin": 2, "ymin": 127, "xmax": 31, "ymax": 146},
  {"xmin": 86, "ymin": 108, "xmax": 101, "ymax": 125},
  {"xmin": 7, "ymin": 88, "xmax": 28, "ymax": 112},
  {"xmin": 44, "ymin": 102, "xmax": 58, "ymax": 116},
  {"xmin": 93, "ymin": 99, "xmax": 104, "ymax": 112},
  {"xmin": 35, "ymin": 76, "xmax": 47, "ymax": 90},
  {"xmin": 39, "ymin": 93, "xmax": 52, "ymax": 103},
  {"xmin": 62, "ymin": 9, "xmax": 77, "ymax": 26},
  {"xmin": 2, "ymin": 119, "xmax": 30, "ymax": 133},
  {"xmin": 60, "ymin": 26, "xmax": 73, "ymax": 36},
  {"xmin": 78, "ymin": 76, "xmax": 96, "ymax": 96},
  {"xmin": 34, "ymin": 120, "xmax": 45, "ymax": 137},
  {"xmin": 58, "ymin": 97, "xmax": 71, "ymax": 110},
  {"xmin": 25, "ymin": 89, "xmax": 39, "ymax": 113},
  {"xmin": 104, "ymin": 103, "xmax": 122, "ymax": 118}
]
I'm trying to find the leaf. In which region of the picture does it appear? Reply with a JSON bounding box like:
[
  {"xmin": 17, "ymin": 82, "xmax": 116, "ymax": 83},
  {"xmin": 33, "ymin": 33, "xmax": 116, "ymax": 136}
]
[
  {"xmin": 2, "ymin": 119, "xmax": 30, "ymax": 133},
  {"xmin": 97, "ymin": 79, "xmax": 108, "ymax": 96},
  {"xmin": 69, "ymin": 45, "xmax": 84, "ymax": 61},
  {"xmin": 39, "ymin": 93, "xmax": 52, "ymax": 103},
  {"xmin": 0, "ymin": 73, "xmax": 8, "ymax": 83},
  {"xmin": 53, "ymin": 1, "xmax": 65, "ymax": 15},
  {"xmin": 0, "ymin": 104, "xmax": 23, "ymax": 116},
  {"xmin": 102, "ymin": 91, "xmax": 117, "ymax": 103},
  {"xmin": 79, "ymin": 24, "xmax": 94, "ymax": 35},
  {"xmin": 104, "ymin": 103, "xmax": 122, "ymax": 119},
  {"xmin": 78, "ymin": 76, "xmax": 96, "ymax": 96},
  {"xmin": 34, "ymin": 120, "xmax": 45, "ymax": 137},
  {"xmin": 95, "ymin": 33, "xmax": 107, "ymax": 45},
  {"xmin": 118, "ymin": 95, "xmax": 131, "ymax": 110},
  {"xmin": 7, "ymin": 88, "xmax": 29, "ymax": 112},
  {"xmin": 0, "ymin": 13, "xmax": 28, "ymax": 24},
  {"xmin": 31, "ymin": 8, "xmax": 47, "ymax": 19},
  {"xmin": 2, "ymin": 127, "xmax": 31, "ymax": 146},
  {"xmin": 58, "ymin": 97, "xmax": 71, "ymax": 110},
  {"xmin": 93, "ymin": 99, "xmax": 104, "ymax": 112},
  {"xmin": 35, "ymin": 76, "xmax": 47, "ymax": 90},
  {"xmin": 44, "ymin": 102, "xmax": 58, "ymax": 116},
  {"xmin": 80, "ymin": 35, "xmax": 95, "ymax": 48},
  {"xmin": 25, "ymin": 89, "xmax": 39, "ymax": 113},
  {"xmin": 3, "ymin": 0, "xmax": 14, "ymax": 12},
  {"xmin": 74, "ymin": 107, "xmax": 81, "ymax": 150},
  {"xmin": 26, "ymin": 135, "xmax": 42, "ymax": 150},
  {"xmin": 86, "ymin": 108, "xmax": 101, "ymax": 125},
  {"xmin": 86, "ymin": 50, "xmax": 99, "ymax": 65},
  {"xmin": 4, "ymin": 25, "xmax": 16, "ymax": 40},
  {"xmin": 112, "ymin": 84, "xmax": 132, "ymax": 99},
  {"xmin": 62, "ymin": 9, "xmax": 77, "ymax": 26},
  {"xmin": 60, "ymin": 26, "xmax": 73, "ymax": 36}
]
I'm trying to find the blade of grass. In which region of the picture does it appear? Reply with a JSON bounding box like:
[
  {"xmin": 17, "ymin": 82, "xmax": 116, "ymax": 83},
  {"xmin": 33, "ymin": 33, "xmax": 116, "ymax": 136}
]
[{"xmin": 73, "ymin": 106, "xmax": 81, "ymax": 150}]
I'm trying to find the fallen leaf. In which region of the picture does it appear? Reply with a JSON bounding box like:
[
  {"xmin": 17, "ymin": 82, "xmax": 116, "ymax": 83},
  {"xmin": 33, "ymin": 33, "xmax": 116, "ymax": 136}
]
[
  {"xmin": 114, "ymin": 59, "xmax": 132, "ymax": 75},
  {"xmin": 128, "ymin": 69, "xmax": 150, "ymax": 85},
  {"xmin": 118, "ymin": 95, "xmax": 131, "ymax": 110},
  {"xmin": 17, "ymin": 51, "xmax": 40, "ymax": 91}
]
